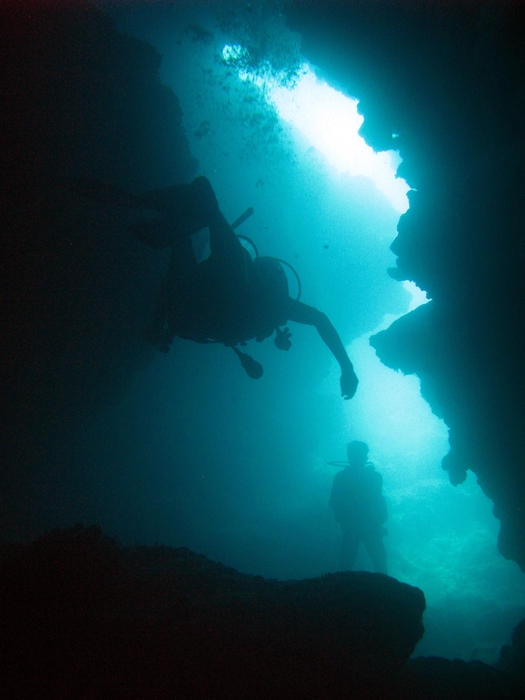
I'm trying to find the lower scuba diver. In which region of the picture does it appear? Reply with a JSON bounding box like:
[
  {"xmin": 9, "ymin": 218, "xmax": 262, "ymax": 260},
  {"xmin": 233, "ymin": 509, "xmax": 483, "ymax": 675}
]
[
  {"xmin": 329, "ymin": 441, "xmax": 388, "ymax": 572},
  {"xmin": 74, "ymin": 175, "xmax": 358, "ymax": 399}
]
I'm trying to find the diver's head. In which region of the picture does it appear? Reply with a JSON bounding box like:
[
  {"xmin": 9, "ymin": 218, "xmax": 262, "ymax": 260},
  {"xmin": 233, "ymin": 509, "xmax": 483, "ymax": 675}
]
[{"xmin": 346, "ymin": 440, "xmax": 369, "ymax": 467}]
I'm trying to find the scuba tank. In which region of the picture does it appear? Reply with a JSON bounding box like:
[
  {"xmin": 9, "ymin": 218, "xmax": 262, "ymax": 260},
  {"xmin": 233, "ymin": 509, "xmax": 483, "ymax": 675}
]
[{"xmin": 229, "ymin": 208, "xmax": 302, "ymax": 378}]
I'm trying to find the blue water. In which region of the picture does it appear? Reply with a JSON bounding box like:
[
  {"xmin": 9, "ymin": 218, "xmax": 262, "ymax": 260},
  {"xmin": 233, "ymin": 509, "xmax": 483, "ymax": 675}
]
[{"xmin": 88, "ymin": 1, "xmax": 525, "ymax": 663}]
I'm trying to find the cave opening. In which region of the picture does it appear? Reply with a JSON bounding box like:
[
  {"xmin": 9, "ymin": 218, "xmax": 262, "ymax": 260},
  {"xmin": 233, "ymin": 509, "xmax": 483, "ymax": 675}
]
[{"xmin": 82, "ymin": 0, "xmax": 525, "ymax": 663}]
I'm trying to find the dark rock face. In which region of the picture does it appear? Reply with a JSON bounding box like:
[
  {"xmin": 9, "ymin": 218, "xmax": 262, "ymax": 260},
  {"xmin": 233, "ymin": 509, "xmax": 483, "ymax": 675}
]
[
  {"xmin": 401, "ymin": 657, "xmax": 514, "ymax": 700},
  {"xmin": 1, "ymin": 0, "xmax": 196, "ymax": 534},
  {"xmin": 3, "ymin": 0, "xmax": 195, "ymax": 189},
  {"xmin": 5, "ymin": 525, "xmax": 523, "ymax": 698},
  {"xmin": 498, "ymin": 618, "xmax": 525, "ymax": 688},
  {"xmin": 287, "ymin": 0, "xmax": 525, "ymax": 569},
  {"xmin": 2, "ymin": 525, "xmax": 426, "ymax": 697}
]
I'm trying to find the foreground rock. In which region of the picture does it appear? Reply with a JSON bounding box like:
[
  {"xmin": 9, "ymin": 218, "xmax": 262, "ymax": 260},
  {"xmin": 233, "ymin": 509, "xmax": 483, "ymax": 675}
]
[
  {"xmin": 401, "ymin": 657, "xmax": 515, "ymax": 700},
  {"xmin": 1, "ymin": 525, "xmax": 426, "ymax": 698},
  {"xmin": 4, "ymin": 525, "xmax": 521, "ymax": 697}
]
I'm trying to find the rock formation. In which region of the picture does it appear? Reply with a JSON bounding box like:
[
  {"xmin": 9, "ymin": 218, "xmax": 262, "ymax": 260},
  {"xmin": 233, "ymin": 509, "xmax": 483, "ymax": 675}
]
[
  {"xmin": 1, "ymin": 524, "xmax": 423, "ymax": 697},
  {"xmin": 286, "ymin": 0, "xmax": 525, "ymax": 569}
]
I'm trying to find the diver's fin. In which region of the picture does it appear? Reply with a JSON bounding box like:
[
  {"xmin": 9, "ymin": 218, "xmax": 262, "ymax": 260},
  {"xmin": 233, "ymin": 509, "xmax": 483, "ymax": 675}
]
[{"xmin": 231, "ymin": 346, "xmax": 263, "ymax": 379}]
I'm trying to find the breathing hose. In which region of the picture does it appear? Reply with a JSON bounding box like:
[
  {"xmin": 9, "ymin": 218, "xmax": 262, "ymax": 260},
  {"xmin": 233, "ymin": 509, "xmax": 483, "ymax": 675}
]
[
  {"xmin": 231, "ymin": 207, "xmax": 302, "ymax": 301},
  {"xmin": 227, "ymin": 206, "xmax": 304, "ymax": 376}
]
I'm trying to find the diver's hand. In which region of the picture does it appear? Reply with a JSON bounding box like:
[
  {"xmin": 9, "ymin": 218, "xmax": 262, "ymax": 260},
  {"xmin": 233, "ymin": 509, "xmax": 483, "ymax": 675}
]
[
  {"xmin": 274, "ymin": 326, "xmax": 292, "ymax": 351},
  {"xmin": 340, "ymin": 366, "xmax": 358, "ymax": 399}
]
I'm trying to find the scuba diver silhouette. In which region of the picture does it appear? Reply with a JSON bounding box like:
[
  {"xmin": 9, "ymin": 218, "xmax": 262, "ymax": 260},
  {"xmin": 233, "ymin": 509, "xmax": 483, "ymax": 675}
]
[
  {"xmin": 329, "ymin": 441, "xmax": 388, "ymax": 572},
  {"xmin": 73, "ymin": 175, "xmax": 357, "ymax": 398}
]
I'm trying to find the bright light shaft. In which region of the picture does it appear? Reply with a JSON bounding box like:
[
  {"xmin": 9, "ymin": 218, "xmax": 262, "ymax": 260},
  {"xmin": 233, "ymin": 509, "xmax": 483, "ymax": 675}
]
[
  {"xmin": 269, "ymin": 71, "xmax": 409, "ymax": 212},
  {"xmin": 403, "ymin": 280, "xmax": 430, "ymax": 310},
  {"xmin": 222, "ymin": 46, "xmax": 409, "ymax": 213}
]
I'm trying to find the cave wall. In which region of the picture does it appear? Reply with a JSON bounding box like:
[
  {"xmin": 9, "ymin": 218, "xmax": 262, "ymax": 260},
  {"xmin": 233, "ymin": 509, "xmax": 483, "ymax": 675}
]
[
  {"xmin": 3, "ymin": 0, "xmax": 524, "ymax": 573},
  {"xmin": 1, "ymin": 0, "xmax": 197, "ymax": 536},
  {"xmin": 286, "ymin": 0, "xmax": 525, "ymax": 568}
]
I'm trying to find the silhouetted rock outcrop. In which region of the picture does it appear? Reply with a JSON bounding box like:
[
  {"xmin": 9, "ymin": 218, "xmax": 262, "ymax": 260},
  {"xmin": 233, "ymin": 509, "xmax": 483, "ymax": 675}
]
[
  {"xmin": 498, "ymin": 618, "xmax": 525, "ymax": 691},
  {"xmin": 4, "ymin": 525, "xmax": 523, "ymax": 698},
  {"xmin": 287, "ymin": 0, "xmax": 525, "ymax": 569},
  {"xmin": 400, "ymin": 657, "xmax": 514, "ymax": 700},
  {"xmin": 1, "ymin": 1, "xmax": 196, "ymax": 534},
  {"xmin": 2, "ymin": 0, "xmax": 196, "ymax": 418},
  {"xmin": 0, "ymin": 525, "xmax": 426, "ymax": 698}
]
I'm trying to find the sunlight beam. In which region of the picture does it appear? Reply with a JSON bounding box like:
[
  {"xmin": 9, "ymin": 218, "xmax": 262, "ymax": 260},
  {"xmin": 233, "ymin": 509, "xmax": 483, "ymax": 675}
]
[{"xmin": 222, "ymin": 45, "xmax": 410, "ymax": 213}]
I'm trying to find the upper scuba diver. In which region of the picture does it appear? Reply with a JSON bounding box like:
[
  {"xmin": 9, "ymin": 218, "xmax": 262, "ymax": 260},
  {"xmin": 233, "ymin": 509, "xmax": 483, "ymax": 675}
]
[{"xmin": 73, "ymin": 175, "xmax": 358, "ymax": 399}]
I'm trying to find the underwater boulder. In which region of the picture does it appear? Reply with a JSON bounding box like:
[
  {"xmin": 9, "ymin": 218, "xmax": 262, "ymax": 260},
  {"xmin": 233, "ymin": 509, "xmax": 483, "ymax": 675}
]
[{"xmin": 1, "ymin": 525, "xmax": 425, "ymax": 698}]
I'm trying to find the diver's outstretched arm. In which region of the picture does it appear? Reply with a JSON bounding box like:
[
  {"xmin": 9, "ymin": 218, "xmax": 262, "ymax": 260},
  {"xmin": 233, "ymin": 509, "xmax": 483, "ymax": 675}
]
[{"xmin": 287, "ymin": 300, "xmax": 358, "ymax": 399}]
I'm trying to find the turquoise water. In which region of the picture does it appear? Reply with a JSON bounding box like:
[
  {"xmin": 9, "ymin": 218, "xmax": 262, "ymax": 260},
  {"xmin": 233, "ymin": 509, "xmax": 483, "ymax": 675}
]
[{"xmin": 99, "ymin": 2, "xmax": 525, "ymax": 663}]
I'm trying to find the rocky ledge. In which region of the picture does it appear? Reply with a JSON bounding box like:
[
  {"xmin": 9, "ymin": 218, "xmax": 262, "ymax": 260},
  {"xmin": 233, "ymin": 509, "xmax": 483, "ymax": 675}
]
[{"xmin": 3, "ymin": 525, "xmax": 522, "ymax": 698}]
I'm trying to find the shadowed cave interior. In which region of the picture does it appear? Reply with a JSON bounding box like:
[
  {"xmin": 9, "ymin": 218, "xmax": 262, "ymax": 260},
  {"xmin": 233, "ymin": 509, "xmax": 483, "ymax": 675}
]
[{"xmin": 2, "ymin": 1, "xmax": 525, "ymax": 696}]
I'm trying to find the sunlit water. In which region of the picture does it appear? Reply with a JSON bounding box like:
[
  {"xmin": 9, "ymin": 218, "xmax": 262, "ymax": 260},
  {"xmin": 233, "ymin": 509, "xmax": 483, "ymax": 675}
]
[{"xmin": 109, "ymin": 8, "xmax": 525, "ymax": 662}]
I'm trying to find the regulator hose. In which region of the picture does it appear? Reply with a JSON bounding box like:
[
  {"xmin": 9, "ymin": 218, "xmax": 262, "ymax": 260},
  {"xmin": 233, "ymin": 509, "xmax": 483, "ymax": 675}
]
[
  {"xmin": 231, "ymin": 206, "xmax": 302, "ymax": 300},
  {"xmin": 267, "ymin": 257, "xmax": 302, "ymax": 301}
]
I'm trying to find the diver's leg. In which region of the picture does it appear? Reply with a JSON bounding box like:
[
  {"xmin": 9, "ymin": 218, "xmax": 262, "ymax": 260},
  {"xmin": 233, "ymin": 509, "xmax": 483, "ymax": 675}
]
[
  {"xmin": 129, "ymin": 211, "xmax": 197, "ymax": 250},
  {"xmin": 208, "ymin": 210, "xmax": 246, "ymax": 268},
  {"xmin": 131, "ymin": 176, "xmax": 221, "ymax": 249},
  {"xmin": 66, "ymin": 178, "xmax": 148, "ymax": 209},
  {"xmin": 340, "ymin": 529, "xmax": 359, "ymax": 571},
  {"xmin": 144, "ymin": 236, "xmax": 197, "ymax": 351},
  {"xmin": 68, "ymin": 175, "xmax": 219, "ymax": 227},
  {"xmin": 363, "ymin": 532, "xmax": 387, "ymax": 575},
  {"xmin": 209, "ymin": 210, "xmax": 249, "ymax": 281},
  {"xmin": 130, "ymin": 218, "xmax": 176, "ymax": 249},
  {"xmin": 140, "ymin": 177, "xmax": 218, "ymax": 219},
  {"xmin": 141, "ymin": 176, "xmax": 219, "ymax": 230}
]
